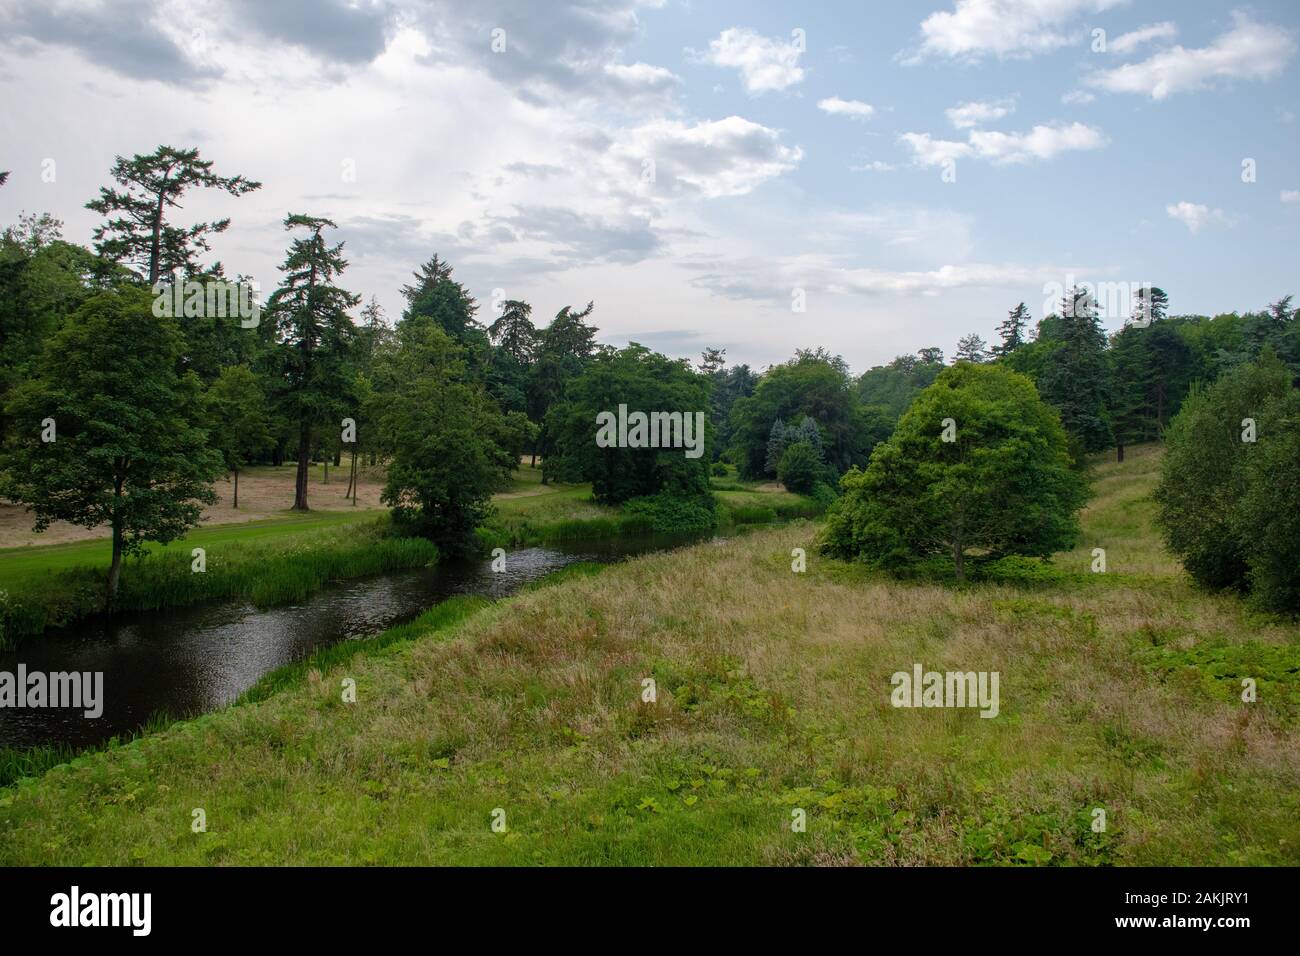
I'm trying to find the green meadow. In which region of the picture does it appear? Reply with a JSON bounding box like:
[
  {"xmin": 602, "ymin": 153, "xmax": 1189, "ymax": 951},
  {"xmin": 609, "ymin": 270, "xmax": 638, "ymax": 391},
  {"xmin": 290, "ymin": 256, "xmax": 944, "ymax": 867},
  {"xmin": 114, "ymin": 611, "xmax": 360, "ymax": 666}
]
[{"xmin": 3, "ymin": 445, "xmax": 1296, "ymax": 865}]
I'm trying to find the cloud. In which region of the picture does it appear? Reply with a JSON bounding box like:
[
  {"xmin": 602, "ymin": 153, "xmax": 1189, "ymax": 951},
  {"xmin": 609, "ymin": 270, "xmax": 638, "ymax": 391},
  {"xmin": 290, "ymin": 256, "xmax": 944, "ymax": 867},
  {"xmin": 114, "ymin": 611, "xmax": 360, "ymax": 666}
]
[
  {"xmin": 0, "ymin": 0, "xmax": 221, "ymax": 85},
  {"xmin": 945, "ymin": 98, "xmax": 1015, "ymax": 129},
  {"xmin": 850, "ymin": 161, "xmax": 898, "ymax": 173},
  {"xmin": 694, "ymin": 27, "xmax": 805, "ymax": 93},
  {"xmin": 418, "ymin": 0, "xmax": 679, "ymax": 109},
  {"xmin": 1061, "ymin": 89, "xmax": 1096, "ymax": 104},
  {"xmin": 818, "ymin": 96, "xmax": 874, "ymax": 119},
  {"xmin": 1108, "ymin": 21, "xmax": 1177, "ymax": 55},
  {"xmin": 1166, "ymin": 201, "xmax": 1224, "ymax": 234},
  {"xmin": 901, "ymin": 121, "xmax": 1106, "ymax": 166},
  {"xmin": 227, "ymin": 0, "xmax": 397, "ymax": 64},
  {"xmin": 688, "ymin": 256, "xmax": 1083, "ymax": 301},
  {"xmin": 1281, "ymin": 190, "xmax": 1300, "ymax": 204},
  {"xmin": 611, "ymin": 116, "xmax": 803, "ymax": 198},
  {"xmin": 1086, "ymin": 13, "xmax": 1296, "ymax": 100},
  {"xmin": 912, "ymin": 0, "xmax": 1124, "ymax": 60}
]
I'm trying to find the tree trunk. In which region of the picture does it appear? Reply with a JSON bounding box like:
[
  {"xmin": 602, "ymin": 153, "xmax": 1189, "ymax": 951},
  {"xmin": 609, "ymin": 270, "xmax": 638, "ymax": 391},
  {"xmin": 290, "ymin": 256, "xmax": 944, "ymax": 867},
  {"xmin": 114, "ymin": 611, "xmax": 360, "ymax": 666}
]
[
  {"xmin": 953, "ymin": 540, "xmax": 965, "ymax": 583},
  {"xmin": 346, "ymin": 448, "xmax": 358, "ymax": 504},
  {"xmin": 323, "ymin": 462, "xmax": 329, "ymax": 485},
  {"xmin": 107, "ymin": 518, "xmax": 124, "ymax": 610},
  {"xmin": 233, "ymin": 468, "xmax": 239, "ymax": 508},
  {"xmin": 1116, "ymin": 443, "xmax": 1125, "ymax": 463},
  {"xmin": 334, "ymin": 449, "xmax": 342, "ymax": 467},
  {"xmin": 293, "ymin": 423, "xmax": 311, "ymax": 510}
]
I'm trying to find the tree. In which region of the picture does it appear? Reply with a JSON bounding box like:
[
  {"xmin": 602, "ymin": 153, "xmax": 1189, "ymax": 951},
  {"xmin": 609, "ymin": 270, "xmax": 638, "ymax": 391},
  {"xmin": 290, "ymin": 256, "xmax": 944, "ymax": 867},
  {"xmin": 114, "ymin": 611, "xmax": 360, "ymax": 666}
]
[
  {"xmin": 378, "ymin": 316, "xmax": 517, "ymax": 554},
  {"xmin": 402, "ymin": 254, "xmax": 487, "ymax": 352},
  {"xmin": 0, "ymin": 287, "xmax": 222, "ymax": 603},
  {"xmin": 544, "ymin": 344, "xmax": 712, "ymax": 505},
  {"xmin": 1234, "ymin": 388, "xmax": 1300, "ymax": 611},
  {"xmin": 1154, "ymin": 349, "xmax": 1292, "ymax": 594},
  {"xmin": 777, "ymin": 440, "xmax": 821, "ymax": 494},
  {"xmin": 821, "ymin": 364, "xmax": 1085, "ymax": 582},
  {"xmin": 994, "ymin": 302, "xmax": 1030, "ymax": 356},
  {"xmin": 955, "ymin": 333, "xmax": 989, "ymax": 364},
  {"xmin": 527, "ymin": 302, "xmax": 599, "ymax": 470},
  {"xmin": 1132, "ymin": 286, "xmax": 1168, "ymax": 327},
  {"xmin": 85, "ymin": 145, "xmax": 260, "ymax": 286},
  {"xmin": 265, "ymin": 214, "xmax": 359, "ymax": 510},
  {"xmin": 488, "ymin": 299, "xmax": 538, "ymax": 366},
  {"xmin": 729, "ymin": 351, "xmax": 869, "ymax": 479},
  {"xmin": 1036, "ymin": 288, "xmax": 1112, "ymax": 455},
  {"xmin": 698, "ymin": 347, "xmax": 727, "ymax": 376},
  {"xmin": 917, "ymin": 346, "xmax": 945, "ymax": 366},
  {"xmin": 206, "ymin": 365, "xmax": 273, "ymax": 508}
]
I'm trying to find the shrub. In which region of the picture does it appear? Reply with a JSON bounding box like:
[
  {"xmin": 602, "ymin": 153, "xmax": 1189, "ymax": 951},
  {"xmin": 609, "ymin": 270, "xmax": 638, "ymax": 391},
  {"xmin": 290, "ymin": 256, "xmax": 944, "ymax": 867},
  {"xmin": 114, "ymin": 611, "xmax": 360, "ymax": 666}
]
[
  {"xmin": 777, "ymin": 440, "xmax": 821, "ymax": 494},
  {"xmin": 711, "ymin": 461, "xmax": 729, "ymax": 477},
  {"xmin": 621, "ymin": 491, "xmax": 716, "ymax": 534}
]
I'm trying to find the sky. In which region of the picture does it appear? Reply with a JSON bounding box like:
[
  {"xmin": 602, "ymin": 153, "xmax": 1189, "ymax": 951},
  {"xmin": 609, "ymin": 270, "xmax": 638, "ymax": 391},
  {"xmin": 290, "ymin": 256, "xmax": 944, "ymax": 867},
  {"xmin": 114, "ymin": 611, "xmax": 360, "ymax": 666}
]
[{"xmin": 0, "ymin": 0, "xmax": 1297, "ymax": 374}]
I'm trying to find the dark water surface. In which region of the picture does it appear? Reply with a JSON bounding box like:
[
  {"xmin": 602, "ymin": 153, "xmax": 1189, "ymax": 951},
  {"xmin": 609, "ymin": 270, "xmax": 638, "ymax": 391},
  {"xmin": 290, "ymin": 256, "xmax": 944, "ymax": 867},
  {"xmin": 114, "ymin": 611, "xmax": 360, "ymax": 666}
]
[{"xmin": 0, "ymin": 533, "xmax": 706, "ymax": 750}]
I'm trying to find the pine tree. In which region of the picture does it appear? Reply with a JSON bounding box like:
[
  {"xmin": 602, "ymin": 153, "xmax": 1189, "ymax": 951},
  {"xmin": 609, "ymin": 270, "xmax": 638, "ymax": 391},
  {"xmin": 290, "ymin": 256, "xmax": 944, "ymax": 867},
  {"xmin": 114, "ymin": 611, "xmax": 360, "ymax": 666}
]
[
  {"xmin": 995, "ymin": 302, "xmax": 1030, "ymax": 355},
  {"xmin": 1037, "ymin": 287, "xmax": 1112, "ymax": 454},
  {"xmin": 955, "ymin": 333, "xmax": 989, "ymax": 363},
  {"xmin": 265, "ymin": 214, "xmax": 359, "ymax": 510},
  {"xmin": 488, "ymin": 299, "xmax": 539, "ymax": 366},
  {"xmin": 1132, "ymin": 286, "xmax": 1168, "ymax": 327},
  {"xmin": 85, "ymin": 145, "xmax": 260, "ymax": 286}
]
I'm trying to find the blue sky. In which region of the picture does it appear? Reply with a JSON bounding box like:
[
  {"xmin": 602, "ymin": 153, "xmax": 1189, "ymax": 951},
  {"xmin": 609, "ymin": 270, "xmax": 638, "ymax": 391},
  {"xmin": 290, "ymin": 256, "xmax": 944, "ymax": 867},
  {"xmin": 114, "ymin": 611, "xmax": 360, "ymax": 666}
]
[{"xmin": 1, "ymin": 0, "xmax": 1296, "ymax": 373}]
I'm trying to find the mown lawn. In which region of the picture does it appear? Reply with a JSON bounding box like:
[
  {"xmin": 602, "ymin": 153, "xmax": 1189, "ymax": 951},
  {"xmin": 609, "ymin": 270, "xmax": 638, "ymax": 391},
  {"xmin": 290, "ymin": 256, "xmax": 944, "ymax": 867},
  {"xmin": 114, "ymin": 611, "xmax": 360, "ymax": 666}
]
[{"xmin": 2, "ymin": 444, "xmax": 1297, "ymax": 865}]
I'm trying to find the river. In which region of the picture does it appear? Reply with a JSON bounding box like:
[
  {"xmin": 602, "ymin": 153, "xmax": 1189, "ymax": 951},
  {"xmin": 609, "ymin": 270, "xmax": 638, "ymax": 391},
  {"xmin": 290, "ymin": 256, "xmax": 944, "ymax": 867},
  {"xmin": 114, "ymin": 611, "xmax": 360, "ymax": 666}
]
[{"xmin": 0, "ymin": 532, "xmax": 707, "ymax": 751}]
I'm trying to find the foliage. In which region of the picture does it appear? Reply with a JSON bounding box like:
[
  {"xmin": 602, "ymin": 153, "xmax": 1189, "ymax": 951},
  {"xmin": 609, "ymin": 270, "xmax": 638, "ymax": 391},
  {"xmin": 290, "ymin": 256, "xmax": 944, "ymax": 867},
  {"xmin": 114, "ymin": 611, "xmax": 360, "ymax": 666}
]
[
  {"xmin": 544, "ymin": 344, "xmax": 712, "ymax": 505},
  {"xmin": 821, "ymin": 364, "xmax": 1086, "ymax": 581},
  {"xmin": 0, "ymin": 286, "xmax": 223, "ymax": 600}
]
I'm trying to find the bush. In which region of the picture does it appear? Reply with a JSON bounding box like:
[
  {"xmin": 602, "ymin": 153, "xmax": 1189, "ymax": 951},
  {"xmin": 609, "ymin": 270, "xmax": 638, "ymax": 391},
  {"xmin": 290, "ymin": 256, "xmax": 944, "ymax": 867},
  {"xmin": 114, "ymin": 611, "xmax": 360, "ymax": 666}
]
[
  {"xmin": 711, "ymin": 461, "xmax": 729, "ymax": 477},
  {"xmin": 810, "ymin": 481, "xmax": 838, "ymax": 508},
  {"xmin": 621, "ymin": 492, "xmax": 716, "ymax": 534},
  {"xmin": 777, "ymin": 440, "xmax": 821, "ymax": 494}
]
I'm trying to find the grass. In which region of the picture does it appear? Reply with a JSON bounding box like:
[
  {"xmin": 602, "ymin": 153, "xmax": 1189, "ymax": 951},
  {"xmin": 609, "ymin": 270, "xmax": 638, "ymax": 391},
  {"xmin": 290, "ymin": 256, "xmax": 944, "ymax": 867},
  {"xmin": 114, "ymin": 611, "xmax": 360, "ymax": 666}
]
[
  {"xmin": 2, "ymin": 443, "xmax": 1297, "ymax": 865},
  {"xmin": 0, "ymin": 516, "xmax": 437, "ymax": 644}
]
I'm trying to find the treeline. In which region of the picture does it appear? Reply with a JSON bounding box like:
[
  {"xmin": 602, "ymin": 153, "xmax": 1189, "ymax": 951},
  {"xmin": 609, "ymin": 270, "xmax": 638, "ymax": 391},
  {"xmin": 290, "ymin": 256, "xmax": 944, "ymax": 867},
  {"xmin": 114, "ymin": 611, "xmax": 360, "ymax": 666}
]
[{"xmin": 1, "ymin": 146, "xmax": 1297, "ymax": 610}]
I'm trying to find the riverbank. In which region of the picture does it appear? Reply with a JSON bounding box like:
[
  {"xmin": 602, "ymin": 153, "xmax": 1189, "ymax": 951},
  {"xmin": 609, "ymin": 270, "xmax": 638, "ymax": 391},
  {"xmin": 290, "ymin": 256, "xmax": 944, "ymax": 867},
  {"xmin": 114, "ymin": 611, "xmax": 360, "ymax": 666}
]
[
  {"xmin": 3, "ymin": 447, "xmax": 1297, "ymax": 865},
  {"xmin": 0, "ymin": 464, "xmax": 817, "ymax": 643}
]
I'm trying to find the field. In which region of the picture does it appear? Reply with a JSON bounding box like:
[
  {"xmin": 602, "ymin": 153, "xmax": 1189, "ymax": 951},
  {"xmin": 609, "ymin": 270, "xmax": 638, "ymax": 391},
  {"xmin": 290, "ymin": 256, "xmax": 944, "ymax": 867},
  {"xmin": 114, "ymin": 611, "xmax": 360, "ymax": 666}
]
[{"xmin": 2, "ymin": 444, "xmax": 1297, "ymax": 865}]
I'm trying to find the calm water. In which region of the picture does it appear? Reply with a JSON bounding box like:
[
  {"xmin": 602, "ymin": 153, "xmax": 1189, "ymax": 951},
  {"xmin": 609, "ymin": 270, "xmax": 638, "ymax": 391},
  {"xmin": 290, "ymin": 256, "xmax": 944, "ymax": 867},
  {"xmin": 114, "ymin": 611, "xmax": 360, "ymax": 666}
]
[{"xmin": 0, "ymin": 532, "xmax": 706, "ymax": 750}]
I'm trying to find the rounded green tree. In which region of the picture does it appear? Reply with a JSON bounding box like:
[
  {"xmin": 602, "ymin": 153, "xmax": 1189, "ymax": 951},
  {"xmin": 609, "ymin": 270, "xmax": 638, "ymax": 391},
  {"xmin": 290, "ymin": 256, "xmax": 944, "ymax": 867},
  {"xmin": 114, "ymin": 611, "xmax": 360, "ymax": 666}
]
[{"xmin": 821, "ymin": 363, "xmax": 1086, "ymax": 581}]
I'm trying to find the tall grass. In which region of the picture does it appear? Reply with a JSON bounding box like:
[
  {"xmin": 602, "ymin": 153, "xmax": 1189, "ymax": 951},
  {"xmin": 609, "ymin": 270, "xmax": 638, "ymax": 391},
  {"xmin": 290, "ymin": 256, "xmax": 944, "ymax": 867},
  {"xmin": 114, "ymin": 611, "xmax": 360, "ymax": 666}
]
[{"xmin": 0, "ymin": 518, "xmax": 438, "ymax": 644}]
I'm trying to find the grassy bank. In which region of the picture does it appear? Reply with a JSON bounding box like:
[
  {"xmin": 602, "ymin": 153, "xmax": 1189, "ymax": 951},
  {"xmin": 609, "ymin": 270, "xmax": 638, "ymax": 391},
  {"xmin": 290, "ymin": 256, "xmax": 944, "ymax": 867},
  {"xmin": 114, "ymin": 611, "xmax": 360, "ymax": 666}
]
[
  {"xmin": 0, "ymin": 515, "xmax": 437, "ymax": 645},
  {"xmin": 479, "ymin": 463, "xmax": 823, "ymax": 547},
  {"xmin": 3, "ymin": 445, "xmax": 1297, "ymax": 865}
]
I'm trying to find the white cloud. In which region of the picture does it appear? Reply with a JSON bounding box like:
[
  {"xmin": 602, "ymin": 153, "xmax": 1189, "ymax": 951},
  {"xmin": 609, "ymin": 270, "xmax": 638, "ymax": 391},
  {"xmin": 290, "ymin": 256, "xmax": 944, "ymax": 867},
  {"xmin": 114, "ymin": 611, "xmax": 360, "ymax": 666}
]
[
  {"xmin": 913, "ymin": 0, "xmax": 1124, "ymax": 60},
  {"xmin": 1087, "ymin": 13, "xmax": 1296, "ymax": 100},
  {"xmin": 818, "ymin": 96, "xmax": 874, "ymax": 119},
  {"xmin": 1166, "ymin": 201, "xmax": 1224, "ymax": 233},
  {"xmin": 946, "ymin": 98, "xmax": 1016, "ymax": 129},
  {"xmin": 1108, "ymin": 22, "xmax": 1177, "ymax": 55},
  {"xmin": 1061, "ymin": 89, "xmax": 1096, "ymax": 104},
  {"xmin": 850, "ymin": 160, "xmax": 898, "ymax": 173},
  {"xmin": 1281, "ymin": 190, "xmax": 1300, "ymax": 204},
  {"xmin": 611, "ymin": 116, "xmax": 803, "ymax": 199},
  {"xmin": 695, "ymin": 27, "xmax": 805, "ymax": 93},
  {"xmin": 901, "ymin": 121, "xmax": 1106, "ymax": 166}
]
